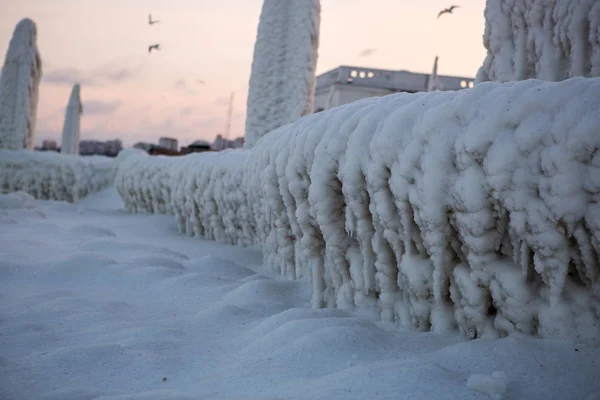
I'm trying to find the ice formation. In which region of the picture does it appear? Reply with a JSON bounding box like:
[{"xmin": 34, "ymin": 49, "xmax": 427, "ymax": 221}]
[
  {"xmin": 427, "ymin": 56, "xmax": 441, "ymax": 91},
  {"xmin": 476, "ymin": 0, "xmax": 600, "ymax": 83},
  {"xmin": 60, "ymin": 84, "xmax": 83, "ymax": 155},
  {"xmin": 115, "ymin": 77, "xmax": 600, "ymax": 341},
  {"xmin": 244, "ymin": 0, "xmax": 321, "ymax": 148},
  {"xmin": 0, "ymin": 150, "xmax": 114, "ymax": 202},
  {"xmin": 467, "ymin": 371, "xmax": 508, "ymax": 399},
  {"xmin": 0, "ymin": 19, "xmax": 42, "ymax": 150}
]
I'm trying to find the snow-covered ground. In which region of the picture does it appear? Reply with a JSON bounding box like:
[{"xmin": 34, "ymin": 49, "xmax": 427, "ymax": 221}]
[{"xmin": 1, "ymin": 187, "xmax": 599, "ymax": 400}]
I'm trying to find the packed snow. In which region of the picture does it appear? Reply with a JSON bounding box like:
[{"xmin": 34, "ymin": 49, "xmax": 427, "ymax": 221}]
[
  {"xmin": 476, "ymin": 0, "xmax": 600, "ymax": 83},
  {"xmin": 115, "ymin": 77, "xmax": 600, "ymax": 341},
  {"xmin": 1, "ymin": 187, "xmax": 599, "ymax": 399},
  {"xmin": 60, "ymin": 84, "xmax": 83, "ymax": 155},
  {"xmin": 0, "ymin": 18, "xmax": 42, "ymax": 150},
  {"xmin": 0, "ymin": 149, "xmax": 114, "ymax": 202},
  {"xmin": 244, "ymin": 0, "xmax": 321, "ymax": 148}
]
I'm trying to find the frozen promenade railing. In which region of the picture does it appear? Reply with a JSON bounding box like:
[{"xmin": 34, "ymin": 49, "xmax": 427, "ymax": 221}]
[{"xmin": 115, "ymin": 77, "xmax": 600, "ymax": 341}]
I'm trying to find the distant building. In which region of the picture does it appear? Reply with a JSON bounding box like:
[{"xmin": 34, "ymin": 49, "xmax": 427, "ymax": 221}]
[
  {"xmin": 79, "ymin": 139, "xmax": 122, "ymax": 157},
  {"xmin": 181, "ymin": 140, "xmax": 212, "ymax": 154},
  {"xmin": 313, "ymin": 65, "xmax": 475, "ymax": 112},
  {"xmin": 41, "ymin": 139, "xmax": 58, "ymax": 151},
  {"xmin": 159, "ymin": 137, "xmax": 178, "ymax": 151},
  {"xmin": 212, "ymin": 135, "xmax": 244, "ymax": 151}
]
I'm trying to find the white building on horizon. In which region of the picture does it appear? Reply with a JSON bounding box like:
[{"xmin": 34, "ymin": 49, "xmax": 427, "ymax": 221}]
[{"xmin": 313, "ymin": 65, "xmax": 475, "ymax": 112}]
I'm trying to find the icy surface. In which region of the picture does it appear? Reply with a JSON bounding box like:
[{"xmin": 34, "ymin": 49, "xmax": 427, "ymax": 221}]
[
  {"xmin": 60, "ymin": 84, "xmax": 83, "ymax": 155},
  {"xmin": 116, "ymin": 77, "xmax": 600, "ymax": 340},
  {"xmin": 0, "ymin": 149, "xmax": 114, "ymax": 202},
  {"xmin": 244, "ymin": 0, "xmax": 321, "ymax": 148},
  {"xmin": 476, "ymin": 0, "xmax": 600, "ymax": 83},
  {"xmin": 0, "ymin": 18, "xmax": 42, "ymax": 150},
  {"xmin": 467, "ymin": 371, "xmax": 508, "ymax": 399},
  {"xmin": 1, "ymin": 188, "xmax": 599, "ymax": 399}
]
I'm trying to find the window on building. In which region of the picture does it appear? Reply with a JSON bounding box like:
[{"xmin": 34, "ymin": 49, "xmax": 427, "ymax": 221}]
[
  {"xmin": 468, "ymin": 81, "xmax": 474, "ymax": 88},
  {"xmin": 359, "ymin": 71, "xmax": 366, "ymax": 78},
  {"xmin": 367, "ymin": 72, "xmax": 375, "ymax": 78},
  {"xmin": 460, "ymin": 80, "xmax": 467, "ymax": 88},
  {"xmin": 350, "ymin": 70, "xmax": 358, "ymax": 77}
]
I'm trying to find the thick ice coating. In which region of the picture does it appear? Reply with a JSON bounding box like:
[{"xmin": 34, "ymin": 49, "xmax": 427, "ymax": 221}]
[
  {"xmin": 116, "ymin": 77, "xmax": 600, "ymax": 341},
  {"xmin": 476, "ymin": 0, "xmax": 600, "ymax": 83},
  {"xmin": 244, "ymin": 0, "xmax": 321, "ymax": 148},
  {"xmin": 0, "ymin": 19, "xmax": 42, "ymax": 150},
  {"xmin": 60, "ymin": 84, "xmax": 83, "ymax": 155}
]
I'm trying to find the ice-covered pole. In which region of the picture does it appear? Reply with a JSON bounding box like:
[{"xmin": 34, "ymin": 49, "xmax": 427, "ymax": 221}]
[
  {"xmin": 475, "ymin": 0, "xmax": 600, "ymax": 84},
  {"xmin": 60, "ymin": 84, "xmax": 83, "ymax": 155},
  {"xmin": 244, "ymin": 0, "xmax": 321, "ymax": 149},
  {"xmin": 427, "ymin": 56, "xmax": 439, "ymax": 92},
  {"xmin": 0, "ymin": 18, "xmax": 42, "ymax": 150}
]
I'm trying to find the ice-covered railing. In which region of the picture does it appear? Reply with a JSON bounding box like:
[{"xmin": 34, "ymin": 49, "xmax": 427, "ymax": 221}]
[
  {"xmin": 115, "ymin": 78, "xmax": 600, "ymax": 340},
  {"xmin": 476, "ymin": 0, "xmax": 600, "ymax": 83},
  {"xmin": 0, "ymin": 18, "xmax": 42, "ymax": 150},
  {"xmin": 0, "ymin": 150, "xmax": 114, "ymax": 202},
  {"xmin": 246, "ymin": 77, "xmax": 600, "ymax": 340}
]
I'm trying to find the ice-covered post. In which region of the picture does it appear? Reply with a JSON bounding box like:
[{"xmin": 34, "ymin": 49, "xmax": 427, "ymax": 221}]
[
  {"xmin": 244, "ymin": 0, "xmax": 321, "ymax": 149},
  {"xmin": 60, "ymin": 84, "xmax": 83, "ymax": 155},
  {"xmin": 427, "ymin": 56, "xmax": 440, "ymax": 92},
  {"xmin": 0, "ymin": 18, "xmax": 42, "ymax": 150},
  {"xmin": 475, "ymin": 0, "xmax": 600, "ymax": 83}
]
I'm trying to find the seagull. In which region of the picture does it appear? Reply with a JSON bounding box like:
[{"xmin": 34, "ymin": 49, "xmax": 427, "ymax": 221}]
[
  {"xmin": 149, "ymin": 14, "xmax": 160, "ymax": 25},
  {"xmin": 148, "ymin": 44, "xmax": 160, "ymax": 53},
  {"xmin": 437, "ymin": 5, "xmax": 460, "ymax": 18},
  {"xmin": 358, "ymin": 48, "xmax": 377, "ymax": 58},
  {"xmin": 196, "ymin": 80, "xmax": 205, "ymax": 85}
]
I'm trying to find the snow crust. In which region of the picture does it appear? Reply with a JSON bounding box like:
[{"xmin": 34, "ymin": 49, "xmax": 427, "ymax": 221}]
[
  {"xmin": 467, "ymin": 371, "xmax": 508, "ymax": 399},
  {"xmin": 116, "ymin": 77, "xmax": 600, "ymax": 340},
  {"xmin": 3, "ymin": 192, "xmax": 599, "ymax": 399},
  {"xmin": 0, "ymin": 18, "xmax": 42, "ymax": 150},
  {"xmin": 0, "ymin": 149, "xmax": 114, "ymax": 202},
  {"xmin": 244, "ymin": 0, "xmax": 321, "ymax": 148},
  {"xmin": 60, "ymin": 84, "xmax": 83, "ymax": 155},
  {"xmin": 476, "ymin": 0, "xmax": 600, "ymax": 83}
]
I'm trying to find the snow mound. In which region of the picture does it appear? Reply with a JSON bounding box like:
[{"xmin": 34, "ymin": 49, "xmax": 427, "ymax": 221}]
[
  {"xmin": 476, "ymin": 0, "xmax": 600, "ymax": 83},
  {"xmin": 0, "ymin": 18, "xmax": 42, "ymax": 150},
  {"xmin": 0, "ymin": 149, "xmax": 114, "ymax": 202},
  {"xmin": 467, "ymin": 371, "xmax": 508, "ymax": 399},
  {"xmin": 244, "ymin": 0, "xmax": 321, "ymax": 148},
  {"xmin": 0, "ymin": 191, "xmax": 36, "ymax": 209},
  {"xmin": 60, "ymin": 84, "xmax": 83, "ymax": 155},
  {"xmin": 117, "ymin": 77, "xmax": 600, "ymax": 340}
]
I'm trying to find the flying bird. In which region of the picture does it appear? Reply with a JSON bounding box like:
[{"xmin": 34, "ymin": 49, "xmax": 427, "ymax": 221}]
[
  {"xmin": 437, "ymin": 5, "xmax": 460, "ymax": 18},
  {"xmin": 358, "ymin": 48, "xmax": 377, "ymax": 58},
  {"xmin": 148, "ymin": 44, "xmax": 161, "ymax": 53},
  {"xmin": 196, "ymin": 80, "xmax": 205, "ymax": 85},
  {"xmin": 149, "ymin": 14, "xmax": 160, "ymax": 25}
]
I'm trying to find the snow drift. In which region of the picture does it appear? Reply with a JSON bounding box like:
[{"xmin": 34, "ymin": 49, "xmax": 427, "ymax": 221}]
[
  {"xmin": 0, "ymin": 18, "xmax": 42, "ymax": 150},
  {"xmin": 476, "ymin": 0, "xmax": 600, "ymax": 83},
  {"xmin": 116, "ymin": 77, "xmax": 600, "ymax": 341},
  {"xmin": 60, "ymin": 84, "xmax": 83, "ymax": 155},
  {"xmin": 0, "ymin": 150, "xmax": 114, "ymax": 202},
  {"xmin": 244, "ymin": 0, "xmax": 321, "ymax": 148}
]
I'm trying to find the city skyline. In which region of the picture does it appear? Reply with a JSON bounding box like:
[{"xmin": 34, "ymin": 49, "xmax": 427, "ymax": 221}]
[{"xmin": 1, "ymin": 0, "xmax": 487, "ymax": 147}]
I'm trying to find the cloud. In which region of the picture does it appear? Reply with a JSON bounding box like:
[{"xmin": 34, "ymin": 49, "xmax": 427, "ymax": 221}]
[
  {"xmin": 83, "ymin": 100, "xmax": 122, "ymax": 115},
  {"xmin": 173, "ymin": 79, "xmax": 198, "ymax": 96},
  {"xmin": 43, "ymin": 64, "xmax": 142, "ymax": 87}
]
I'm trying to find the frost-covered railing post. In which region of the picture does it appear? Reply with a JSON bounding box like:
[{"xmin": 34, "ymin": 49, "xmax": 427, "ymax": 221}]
[
  {"xmin": 61, "ymin": 84, "xmax": 83, "ymax": 155},
  {"xmin": 244, "ymin": 0, "xmax": 321, "ymax": 149},
  {"xmin": 427, "ymin": 56, "xmax": 440, "ymax": 91},
  {"xmin": 0, "ymin": 18, "xmax": 42, "ymax": 150},
  {"xmin": 475, "ymin": 0, "xmax": 600, "ymax": 83}
]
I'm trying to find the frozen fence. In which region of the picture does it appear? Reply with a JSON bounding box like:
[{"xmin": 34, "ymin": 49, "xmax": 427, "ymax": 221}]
[
  {"xmin": 115, "ymin": 77, "xmax": 600, "ymax": 340},
  {"xmin": 0, "ymin": 150, "xmax": 114, "ymax": 202}
]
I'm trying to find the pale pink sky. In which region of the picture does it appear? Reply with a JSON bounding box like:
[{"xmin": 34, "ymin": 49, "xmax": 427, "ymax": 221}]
[{"xmin": 1, "ymin": 0, "xmax": 486, "ymax": 147}]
